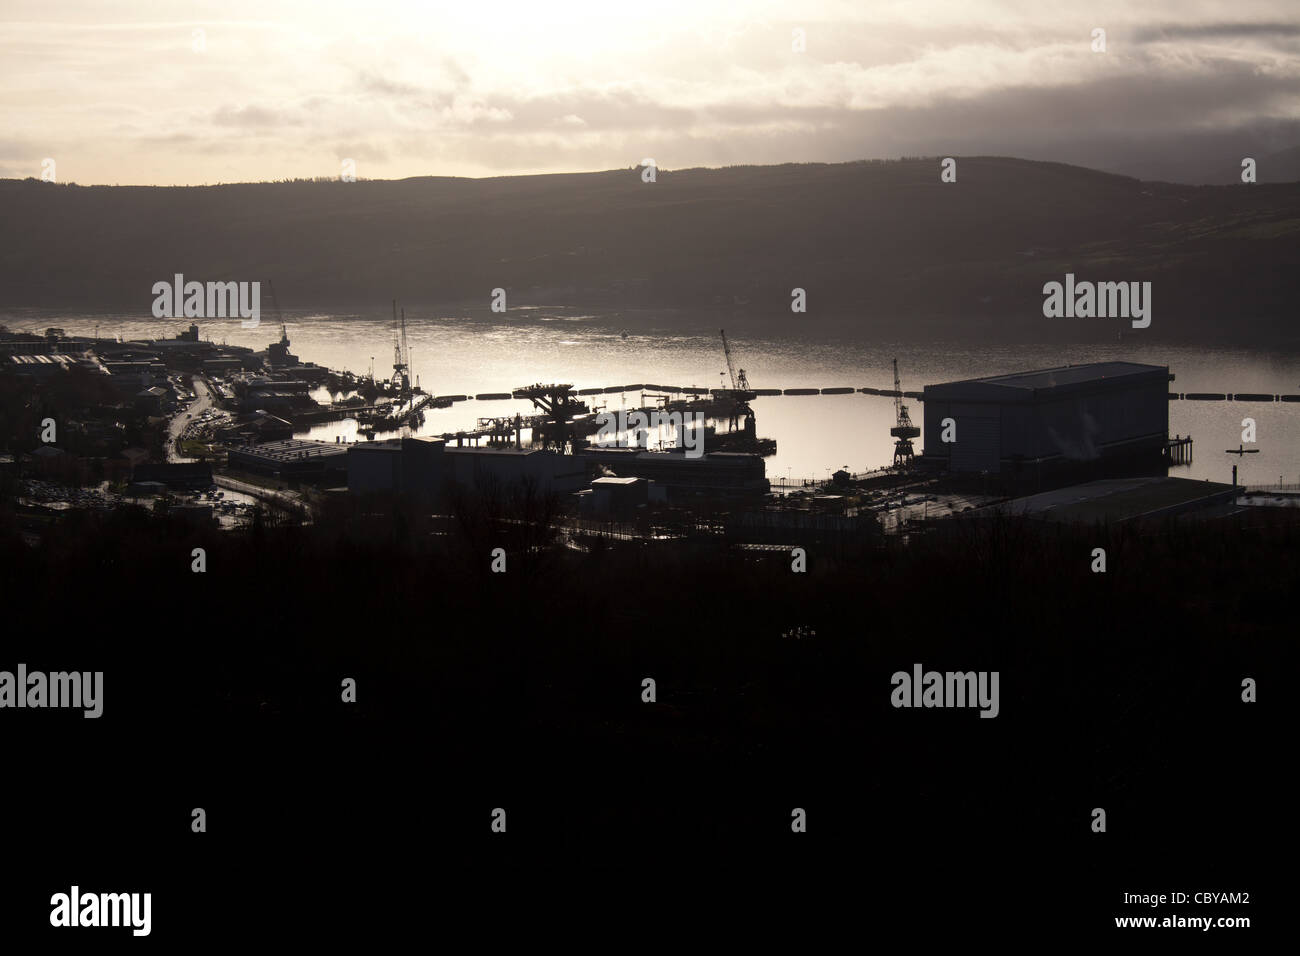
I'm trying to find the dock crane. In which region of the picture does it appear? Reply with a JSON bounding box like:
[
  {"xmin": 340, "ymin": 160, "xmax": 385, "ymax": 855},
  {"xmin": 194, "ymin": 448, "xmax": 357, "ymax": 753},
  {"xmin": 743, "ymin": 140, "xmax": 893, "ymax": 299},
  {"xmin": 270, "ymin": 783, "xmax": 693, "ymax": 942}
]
[
  {"xmin": 719, "ymin": 329, "xmax": 751, "ymax": 394},
  {"xmin": 267, "ymin": 279, "xmax": 287, "ymax": 344},
  {"xmin": 890, "ymin": 358, "xmax": 920, "ymax": 468},
  {"xmin": 512, "ymin": 383, "xmax": 590, "ymax": 451},
  {"xmin": 391, "ymin": 300, "xmax": 411, "ymax": 397},
  {"xmin": 264, "ymin": 279, "xmax": 295, "ymax": 367},
  {"xmin": 719, "ymin": 329, "xmax": 756, "ymax": 431}
]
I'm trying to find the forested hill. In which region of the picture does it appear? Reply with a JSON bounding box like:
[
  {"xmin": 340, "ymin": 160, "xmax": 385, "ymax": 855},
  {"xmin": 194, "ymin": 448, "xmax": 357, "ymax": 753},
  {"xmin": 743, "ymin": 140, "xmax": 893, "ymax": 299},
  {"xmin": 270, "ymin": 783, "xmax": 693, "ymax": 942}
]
[{"xmin": 3, "ymin": 157, "xmax": 1298, "ymax": 343}]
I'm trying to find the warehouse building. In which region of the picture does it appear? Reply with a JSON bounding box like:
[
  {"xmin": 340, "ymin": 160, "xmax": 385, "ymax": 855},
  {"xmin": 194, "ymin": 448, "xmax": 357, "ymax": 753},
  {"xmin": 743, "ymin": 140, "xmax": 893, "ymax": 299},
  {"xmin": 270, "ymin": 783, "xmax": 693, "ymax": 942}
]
[
  {"xmin": 576, "ymin": 447, "xmax": 770, "ymax": 498},
  {"xmin": 347, "ymin": 438, "xmax": 588, "ymax": 498},
  {"xmin": 7, "ymin": 353, "xmax": 81, "ymax": 378},
  {"xmin": 445, "ymin": 446, "xmax": 589, "ymax": 494},
  {"xmin": 348, "ymin": 437, "xmax": 447, "ymax": 496},
  {"xmin": 921, "ymin": 362, "xmax": 1170, "ymax": 481},
  {"xmin": 988, "ymin": 476, "xmax": 1237, "ymax": 525},
  {"xmin": 227, "ymin": 439, "xmax": 349, "ymax": 484},
  {"xmin": 346, "ymin": 438, "xmax": 762, "ymax": 502},
  {"xmin": 583, "ymin": 476, "xmax": 664, "ymax": 516}
]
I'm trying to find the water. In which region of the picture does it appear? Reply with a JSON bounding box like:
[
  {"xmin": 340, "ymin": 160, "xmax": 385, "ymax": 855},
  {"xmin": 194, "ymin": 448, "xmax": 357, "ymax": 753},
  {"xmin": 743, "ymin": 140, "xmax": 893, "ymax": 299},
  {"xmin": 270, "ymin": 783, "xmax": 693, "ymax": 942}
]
[{"xmin": 10, "ymin": 309, "xmax": 1300, "ymax": 487}]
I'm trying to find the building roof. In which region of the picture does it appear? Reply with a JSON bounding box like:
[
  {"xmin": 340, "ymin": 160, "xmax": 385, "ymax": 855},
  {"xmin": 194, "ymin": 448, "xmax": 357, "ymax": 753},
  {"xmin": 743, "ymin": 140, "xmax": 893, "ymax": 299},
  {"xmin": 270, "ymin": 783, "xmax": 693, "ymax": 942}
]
[
  {"xmin": 445, "ymin": 446, "xmax": 545, "ymax": 457},
  {"xmin": 9, "ymin": 353, "xmax": 76, "ymax": 366},
  {"xmin": 350, "ymin": 437, "xmax": 446, "ymax": 454},
  {"xmin": 579, "ymin": 447, "xmax": 760, "ymax": 464},
  {"xmin": 925, "ymin": 362, "xmax": 1168, "ymax": 401},
  {"xmin": 230, "ymin": 439, "xmax": 348, "ymax": 461},
  {"xmin": 993, "ymin": 477, "xmax": 1236, "ymax": 524},
  {"xmin": 350, "ymin": 440, "xmax": 403, "ymax": 454}
]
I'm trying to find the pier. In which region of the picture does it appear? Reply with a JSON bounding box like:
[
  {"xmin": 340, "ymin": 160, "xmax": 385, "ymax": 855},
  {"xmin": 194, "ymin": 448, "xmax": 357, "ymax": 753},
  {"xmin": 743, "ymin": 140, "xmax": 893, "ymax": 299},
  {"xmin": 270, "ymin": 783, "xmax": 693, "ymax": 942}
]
[
  {"xmin": 1173, "ymin": 393, "xmax": 1300, "ymax": 402},
  {"xmin": 317, "ymin": 382, "xmax": 1300, "ymax": 407},
  {"xmin": 1164, "ymin": 435, "xmax": 1193, "ymax": 465}
]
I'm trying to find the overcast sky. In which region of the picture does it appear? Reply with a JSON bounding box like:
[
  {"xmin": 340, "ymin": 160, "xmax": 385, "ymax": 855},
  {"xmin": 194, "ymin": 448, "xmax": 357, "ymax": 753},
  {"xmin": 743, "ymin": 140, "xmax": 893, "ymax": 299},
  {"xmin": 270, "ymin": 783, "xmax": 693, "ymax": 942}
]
[{"xmin": 2, "ymin": 0, "xmax": 1298, "ymax": 185}]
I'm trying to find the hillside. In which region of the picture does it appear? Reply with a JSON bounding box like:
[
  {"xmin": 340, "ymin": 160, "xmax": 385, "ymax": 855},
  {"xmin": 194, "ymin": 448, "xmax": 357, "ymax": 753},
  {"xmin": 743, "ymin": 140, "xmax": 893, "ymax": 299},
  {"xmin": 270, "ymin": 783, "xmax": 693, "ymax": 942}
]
[{"xmin": 2, "ymin": 157, "xmax": 1298, "ymax": 343}]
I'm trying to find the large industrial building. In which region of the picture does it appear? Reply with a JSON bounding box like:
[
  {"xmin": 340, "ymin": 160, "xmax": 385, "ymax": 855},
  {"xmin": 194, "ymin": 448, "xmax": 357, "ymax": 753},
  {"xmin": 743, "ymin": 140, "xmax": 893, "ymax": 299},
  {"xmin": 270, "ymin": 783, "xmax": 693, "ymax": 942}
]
[
  {"xmin": 227, "ymin": 439, "xmax": 350, "ymax": 484},
  {"xmin": 921, "ymin": 362, "xmax": 1170, "ymax": 480},
  {"xmin": 575, "ymin": 447, "xmax": 770, "ymax": 498},
  {"xmin": 347, "ymin": 438, "xmax": 589, "ymax": 498},
  {"xmin": 990, "ymin": 476, "xmax": 1238, "ymax": 525},
  {"xmin": 345, "ymin": 437, "xmax": 768, "ymax": 502}
]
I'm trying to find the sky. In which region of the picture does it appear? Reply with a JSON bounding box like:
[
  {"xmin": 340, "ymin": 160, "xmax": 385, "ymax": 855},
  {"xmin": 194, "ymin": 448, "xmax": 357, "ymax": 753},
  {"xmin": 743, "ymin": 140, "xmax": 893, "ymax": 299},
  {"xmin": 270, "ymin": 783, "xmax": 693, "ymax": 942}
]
[{"xmin": 2, "ymin": 0, "xmax": 1298, "ymax": 185}]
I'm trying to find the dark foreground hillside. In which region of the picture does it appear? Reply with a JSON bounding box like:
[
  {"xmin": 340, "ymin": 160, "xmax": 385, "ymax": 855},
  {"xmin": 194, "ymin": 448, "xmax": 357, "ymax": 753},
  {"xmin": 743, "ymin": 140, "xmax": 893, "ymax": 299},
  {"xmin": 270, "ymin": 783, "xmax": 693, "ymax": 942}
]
[
  {"xmin": 0, "ymin": 496, "xmax": 1286, "ymax": 938},
  {"xmin": 3, "ymin": 157, "xmax": 1299, "ymax": 344}
]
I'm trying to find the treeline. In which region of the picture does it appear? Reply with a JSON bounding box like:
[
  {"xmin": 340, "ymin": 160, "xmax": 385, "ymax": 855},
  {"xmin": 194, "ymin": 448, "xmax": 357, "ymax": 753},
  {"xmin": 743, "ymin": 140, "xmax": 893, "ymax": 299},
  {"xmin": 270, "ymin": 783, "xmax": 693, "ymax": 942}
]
[
  {"xmin": 0, "ymin": 491, "xmax": 1285, "ymax": 921},
  {"xmin": 3, "ymin": 494, "xmax": 1289, "ymax": 733}
]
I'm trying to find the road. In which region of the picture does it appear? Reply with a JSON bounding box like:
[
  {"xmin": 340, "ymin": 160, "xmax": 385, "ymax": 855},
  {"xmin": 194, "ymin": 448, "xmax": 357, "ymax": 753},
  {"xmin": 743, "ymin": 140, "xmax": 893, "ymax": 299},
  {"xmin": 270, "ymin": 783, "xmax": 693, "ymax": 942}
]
[
  {"xmin": 167, "ymin": 376, "xmax": 214, "ymax": 463},
  {"xmin": 214, "ymin": 474, "xmax": 307, "ymax": 516},
  {"xmin": 164, "ymin": 377, "xmax": 305, "ymax": 514}
]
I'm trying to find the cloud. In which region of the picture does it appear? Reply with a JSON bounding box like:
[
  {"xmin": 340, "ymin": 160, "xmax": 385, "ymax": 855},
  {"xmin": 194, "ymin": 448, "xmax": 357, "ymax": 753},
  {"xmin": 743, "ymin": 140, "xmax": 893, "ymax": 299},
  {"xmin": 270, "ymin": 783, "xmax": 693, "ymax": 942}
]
[
  {"xmin": 212, "ymin": 104, "xmax": 303, "ymax": 128},
  {"xmin": 2, "ymin": 0, "xmax": 1298, "ymax": 184},
  {"xmin": 1134, "ymin": 22, "xmax": 1300, "ymax": 42}
]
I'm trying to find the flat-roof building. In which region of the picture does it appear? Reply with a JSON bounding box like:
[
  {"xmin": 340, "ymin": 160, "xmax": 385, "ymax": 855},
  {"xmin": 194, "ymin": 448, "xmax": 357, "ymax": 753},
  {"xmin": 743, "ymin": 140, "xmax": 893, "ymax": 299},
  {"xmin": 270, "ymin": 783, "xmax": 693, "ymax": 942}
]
[
  {"xmin": 922, "ymin": 362, "xmax": 1170, "ymax": 480},
  {"xmin": 348, "ymin": 438, "xmax": 446, "ymax": 496},
  {"xmin": 228, "ymin": 439, "xmax": 349, "ymax": 483},
  {"xmin": 7, "ymin": 354, "xmax": 79, "ymax": 377},
  {"xmin": 444, "ymin": 446, "xmax": 590, "ymax": 494},
  {"xmin": 588, "ymin": 475, "xmax": 657, "ymax": 515},
  {"xmin": 988, "ymin": 477, "xmax": 1237, "ymax": 525},
  {"xmin": 576, "ymin": 447, "xmax": 769, "ymax": 498},
  {"xmin": 347, "ymin": 438, "xmax": 589, "ymax": 499}
]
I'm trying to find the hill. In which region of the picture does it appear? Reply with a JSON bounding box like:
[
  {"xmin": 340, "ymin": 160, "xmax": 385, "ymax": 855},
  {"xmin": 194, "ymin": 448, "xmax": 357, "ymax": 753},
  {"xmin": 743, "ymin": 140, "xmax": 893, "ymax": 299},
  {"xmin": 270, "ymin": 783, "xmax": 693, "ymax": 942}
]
[{"xmin": 2, "ymin": 157, "xmax": 1298, "ymax": 343}]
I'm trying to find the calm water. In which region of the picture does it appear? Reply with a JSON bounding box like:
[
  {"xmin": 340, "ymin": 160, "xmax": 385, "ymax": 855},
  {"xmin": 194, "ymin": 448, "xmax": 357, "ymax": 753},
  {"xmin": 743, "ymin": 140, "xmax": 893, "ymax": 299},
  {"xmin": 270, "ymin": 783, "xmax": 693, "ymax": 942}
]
[{"xmin": 11, "ymin": 309, "xmax": 1300, "ymax": 487}]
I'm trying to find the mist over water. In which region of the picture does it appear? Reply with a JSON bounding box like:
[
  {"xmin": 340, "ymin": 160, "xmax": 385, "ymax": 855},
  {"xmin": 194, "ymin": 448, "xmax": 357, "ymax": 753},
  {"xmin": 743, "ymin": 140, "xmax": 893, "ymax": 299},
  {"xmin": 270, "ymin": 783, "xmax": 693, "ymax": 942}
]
[{"xmin": 15, "ymin": 309, "xmax": 1300, "ymax": 486}]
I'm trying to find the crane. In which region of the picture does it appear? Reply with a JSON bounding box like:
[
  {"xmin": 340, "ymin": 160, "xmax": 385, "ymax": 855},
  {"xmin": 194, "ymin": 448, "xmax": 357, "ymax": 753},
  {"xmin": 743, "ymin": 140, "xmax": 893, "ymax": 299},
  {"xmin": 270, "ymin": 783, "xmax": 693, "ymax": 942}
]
[
  {"xmin": 263, "ymin": 279, "xmax": 295, "ymax": 367},
  {"xmin": 513, "ymin": 383, "xmax": 588, "ymax": 451},
  {"xmin": 719, "ymin": 329, "xmax": 750, "ymax": 392},
  {"xmin": 267, "ymin": 279, "xmax": 287, "ymax": 345},
  {"xmin": 718, "ymin": 329, "xmax": 755, "ymax": 432},
  {"xmin": 890, "ymin": 358, "xmax": 920, "ymax": 468},
  {"xmin": 391, "ymin": 300, "xmax": 411, "ymax": 396}
]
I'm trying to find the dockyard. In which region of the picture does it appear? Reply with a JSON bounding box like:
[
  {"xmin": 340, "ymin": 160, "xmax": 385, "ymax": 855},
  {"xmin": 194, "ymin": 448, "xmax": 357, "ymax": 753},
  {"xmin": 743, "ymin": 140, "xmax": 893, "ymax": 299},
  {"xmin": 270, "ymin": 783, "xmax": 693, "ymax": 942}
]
[{"xmin": 6, "ymin": 316, "xmax": 1300, "ymax": 545}]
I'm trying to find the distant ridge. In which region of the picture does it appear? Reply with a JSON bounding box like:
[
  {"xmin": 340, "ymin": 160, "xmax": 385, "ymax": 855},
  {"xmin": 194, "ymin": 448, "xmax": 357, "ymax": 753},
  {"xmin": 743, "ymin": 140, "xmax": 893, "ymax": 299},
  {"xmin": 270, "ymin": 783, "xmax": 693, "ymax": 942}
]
[{"xmin": 2, "ymin": 156, "xmax": 1298, "ymax": 344}]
